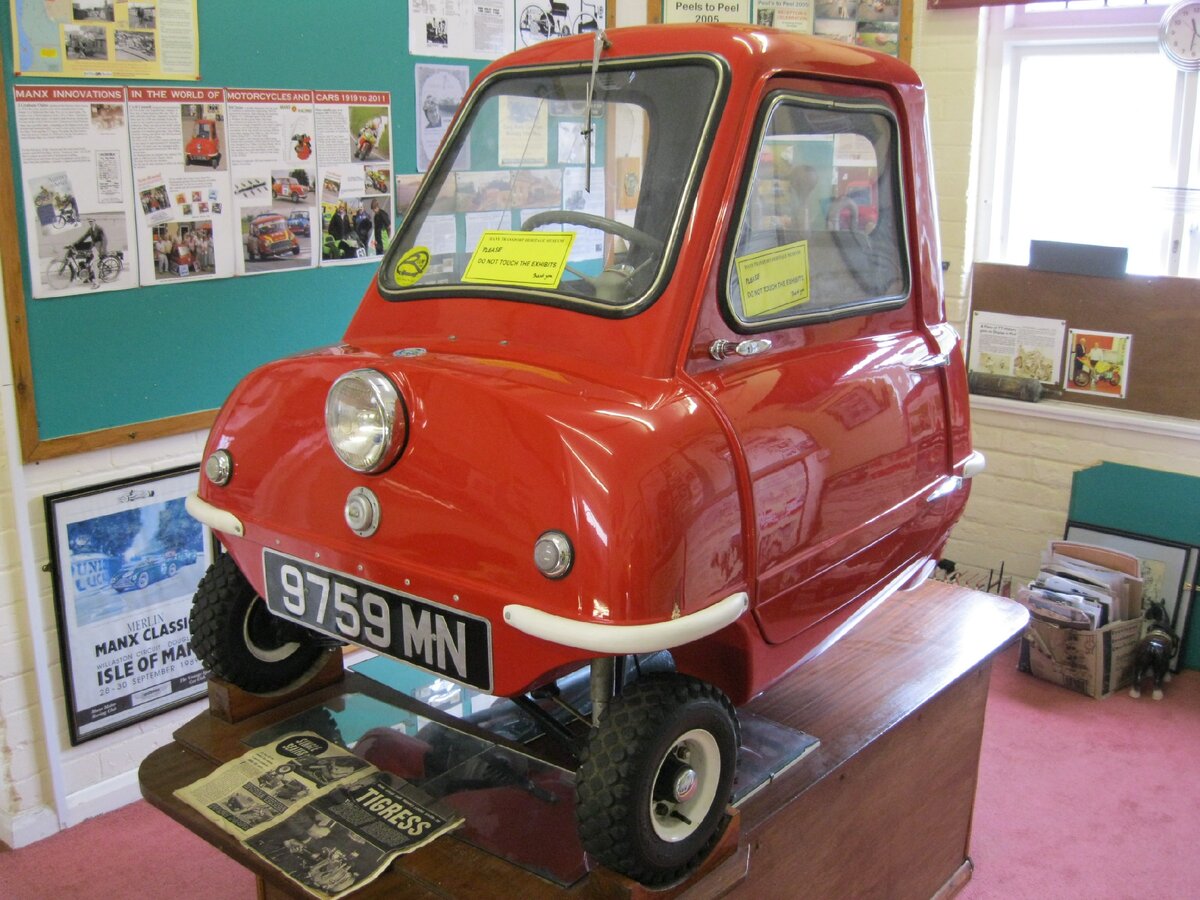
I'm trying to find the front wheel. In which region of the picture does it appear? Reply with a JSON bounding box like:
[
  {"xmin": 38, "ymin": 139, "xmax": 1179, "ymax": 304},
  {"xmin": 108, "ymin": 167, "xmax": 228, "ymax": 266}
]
[
  {"xmin": 575, "ymin": 673, "xmax": 739, "ymax": 886},
  {"xmin": 189, "ymin": 553, "xmax": 328, "ymax": 693},
  {"xmin": 46, "ymin": 256, "xmax": 73, "ymax": 290}
]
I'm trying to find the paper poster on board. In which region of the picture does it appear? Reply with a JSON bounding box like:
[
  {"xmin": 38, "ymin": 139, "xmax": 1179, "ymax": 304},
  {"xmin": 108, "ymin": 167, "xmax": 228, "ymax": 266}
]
[
  {"xmin": 127, "ymin": 87, "xmax": 236, "ymax": 286},
  {"xmin": 10, "ymin": 0, "xmax": 200, "ymax": 80},
  {"xmin": 969, "ymin": 311, "xmax": 1066, "ymax": 385},
  {"xmin": 1065, "ymin": 329, "xmax": 1132, "ymax": 399},
  {"xmin": 314, "ymin": 90, "xmax": 394, "ymax": 265},
  {"xmin": 225, "ymin": 89, "xmax": 319, "ymax": 276},
  {"xmin": 415, "ymin": 63, "xmax": 469, "ymax": 173},
  {"xmin": 408, "ymin": 0, "xmax": 514, "ymax": 59},
  {"xmin": 516, "ymin": 0, "xmax": 605, "ymax": 45},
  {"xmin": 13, "ymin": 84, "xmax": 139, "ymax": 298},
  {"xmin": 661, "ymin": 0, "xmax": 747, "ymax": 24},
  {"xmin": 753, "ymin": 0, "xmax": 814, "ymax": 32}
]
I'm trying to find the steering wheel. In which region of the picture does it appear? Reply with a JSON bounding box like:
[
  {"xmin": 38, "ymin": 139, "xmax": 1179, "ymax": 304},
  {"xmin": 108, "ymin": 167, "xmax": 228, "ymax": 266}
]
[
  {"xmin": 522, "ymin": 210, "xmax": 664, "ymax": 302},
  {"xmin": 522, "ymin": 210, "xmax": 664, "ymax": 253}
]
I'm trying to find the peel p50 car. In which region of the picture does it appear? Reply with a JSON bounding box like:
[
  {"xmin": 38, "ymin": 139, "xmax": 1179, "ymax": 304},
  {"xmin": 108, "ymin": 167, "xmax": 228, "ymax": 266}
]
[
  {"xmin": 185, "ymin": 118, "xmax": 221, "ymax": 168},
  {"xmin": 187, "ymin": 24, "xmax": 982, "ymax": 885}
]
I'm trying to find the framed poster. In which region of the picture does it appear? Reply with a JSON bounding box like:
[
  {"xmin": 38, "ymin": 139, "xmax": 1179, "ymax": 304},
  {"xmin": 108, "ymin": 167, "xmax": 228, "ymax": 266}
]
[
  {"xmin": 1065, "ymin": 522, "xmax": 1198, "ymax": 671},
  {"xmin": 45, "ymin": 464, "xmax": 215, "ymax": 744}
]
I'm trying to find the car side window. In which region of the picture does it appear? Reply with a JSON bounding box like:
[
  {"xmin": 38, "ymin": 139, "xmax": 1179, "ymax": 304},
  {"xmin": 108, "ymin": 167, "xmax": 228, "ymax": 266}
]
[{"xmin": 722, "ymin": 93, "xmax": 909, "ymax": 330}]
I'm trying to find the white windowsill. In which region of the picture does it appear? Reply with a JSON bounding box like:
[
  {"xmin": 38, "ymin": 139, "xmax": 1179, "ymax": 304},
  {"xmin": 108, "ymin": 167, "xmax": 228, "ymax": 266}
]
[{"xmin": 969, "ymin": 395, "xmax": 1200, "ymax": 442}]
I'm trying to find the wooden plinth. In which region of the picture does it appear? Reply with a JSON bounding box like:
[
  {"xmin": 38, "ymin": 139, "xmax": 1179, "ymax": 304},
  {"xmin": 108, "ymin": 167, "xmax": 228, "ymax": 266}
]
[
  {"xmin": 139, "ymin": 583, "xmax": 1026, "ymax": 899},
  {"xmin": 206, "ymin": 649, "xmax": 344, "ymax": 724}
]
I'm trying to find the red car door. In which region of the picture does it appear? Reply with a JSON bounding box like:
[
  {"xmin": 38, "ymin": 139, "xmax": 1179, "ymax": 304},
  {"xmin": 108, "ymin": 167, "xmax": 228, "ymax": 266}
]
[{"xmin": 687, "ymin": 80, "xmax": 956, "ymax": 645}]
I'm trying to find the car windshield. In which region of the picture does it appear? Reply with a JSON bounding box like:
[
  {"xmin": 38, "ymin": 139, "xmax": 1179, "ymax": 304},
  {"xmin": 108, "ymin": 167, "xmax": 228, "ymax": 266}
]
[
  {"xmin": 196, "ymin": 123, "xmax": 211, "ymax": 138},
  {"xmin": 258, "ymin": 220, "xmax": 285, "ymax": 234},
  {"xmin": 380, "ymin": 54, "xmax": 723, "ymax": 315}
]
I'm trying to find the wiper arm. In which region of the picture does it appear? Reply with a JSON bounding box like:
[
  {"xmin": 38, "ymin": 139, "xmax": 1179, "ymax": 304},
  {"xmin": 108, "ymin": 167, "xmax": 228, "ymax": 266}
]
[{"xmin": 583, "ymin": 28, "xmax": 610, "ymax": 192}]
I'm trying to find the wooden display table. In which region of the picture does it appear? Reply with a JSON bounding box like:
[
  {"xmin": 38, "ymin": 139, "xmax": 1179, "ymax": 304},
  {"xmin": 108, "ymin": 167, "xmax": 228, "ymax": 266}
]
[{"xmin": 139, "ymin": 582, "xmax": 1026, "ymax": 898}]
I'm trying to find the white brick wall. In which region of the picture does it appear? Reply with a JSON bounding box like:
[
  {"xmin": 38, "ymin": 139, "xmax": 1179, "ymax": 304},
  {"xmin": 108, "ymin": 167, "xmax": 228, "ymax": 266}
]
[
  {"xmin": 945, "ymin": 403, "xmax": 1200, "ymax": 588},
  {"xmin": 0, "ymin": 399, "xmax": 208, "ymax": 847}
]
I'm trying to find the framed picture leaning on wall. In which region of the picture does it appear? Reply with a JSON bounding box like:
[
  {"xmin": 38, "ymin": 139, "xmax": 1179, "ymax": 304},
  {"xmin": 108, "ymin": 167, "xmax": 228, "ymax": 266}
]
[
  {"xmin": 1065, "ymin": 522, "xmax": 1198, "ymax": 671},
  {"xmin": 45, "ymin": 464, "xmax": 216, "ymax": 744}
]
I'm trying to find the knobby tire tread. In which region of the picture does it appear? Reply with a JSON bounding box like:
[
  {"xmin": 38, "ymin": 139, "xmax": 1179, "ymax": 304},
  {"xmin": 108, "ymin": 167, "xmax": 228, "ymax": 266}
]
[
  {"xmin": 575, "ymin": 673, "xmax": 738, "ymax": 886},
  {"xmin": 189, "ymin": 553, "xmax": 323, "ymax": 694}
]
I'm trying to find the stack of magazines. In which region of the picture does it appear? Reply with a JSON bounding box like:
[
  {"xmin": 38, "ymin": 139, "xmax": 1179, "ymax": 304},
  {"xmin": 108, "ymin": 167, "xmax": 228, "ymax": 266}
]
[{"xmin": 1017, "ymin": 541, "xmax": 1143, "ymax": 630}]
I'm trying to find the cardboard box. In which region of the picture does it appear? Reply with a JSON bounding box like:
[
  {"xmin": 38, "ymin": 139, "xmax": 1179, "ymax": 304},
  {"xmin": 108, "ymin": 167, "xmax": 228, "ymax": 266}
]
[
  {"xmin": 1016, "ymin": 540, "xmax": 1145, "ymax": 698},
  {"xmin": 1018, "ymin": 614, "xmax": 1142, "ymax": 699}
]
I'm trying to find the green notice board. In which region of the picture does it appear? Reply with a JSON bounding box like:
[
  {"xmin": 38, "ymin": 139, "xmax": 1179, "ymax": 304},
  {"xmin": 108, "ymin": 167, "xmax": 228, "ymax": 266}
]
[
  {"xmin": 1, "ymin": 3, "xmax": 487, "ymax": 456},
  {"xmin": 1069, "ymin": 462, "xmax": 1200, "ymax": 669}
]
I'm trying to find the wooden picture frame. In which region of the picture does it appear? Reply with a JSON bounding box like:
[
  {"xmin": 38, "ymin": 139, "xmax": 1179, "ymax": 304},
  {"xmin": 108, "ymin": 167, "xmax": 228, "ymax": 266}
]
[{"xmin": 1065, "ymin": 522, "xmax": 1198, "ymax": 671}]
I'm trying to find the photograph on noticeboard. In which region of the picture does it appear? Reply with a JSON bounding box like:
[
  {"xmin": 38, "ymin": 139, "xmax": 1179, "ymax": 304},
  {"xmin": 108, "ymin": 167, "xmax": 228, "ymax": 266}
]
[{"xmin": 1064, "ymin": 329, "xmax": 1131, "ymax": 399}]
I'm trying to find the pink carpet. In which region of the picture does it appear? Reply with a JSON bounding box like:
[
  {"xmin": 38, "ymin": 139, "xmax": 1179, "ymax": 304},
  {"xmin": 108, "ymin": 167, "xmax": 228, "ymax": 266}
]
[
  {"xmin": 2, "ymin": 642, "xmax": 1197, "ymax": 898},
  {"xmin": 960, "ymin": 642, "xmax": 1200, "ymax": 900},
  {"xmin": 0, "ymin": 798, "xmax": 254, "ymax": 897}
]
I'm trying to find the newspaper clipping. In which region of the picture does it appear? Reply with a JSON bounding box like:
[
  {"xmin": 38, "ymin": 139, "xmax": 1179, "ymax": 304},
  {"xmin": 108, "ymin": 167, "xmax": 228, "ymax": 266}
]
[{"xmin": 175, "ymin": 732, "xmax": 463, "ymax": 898}]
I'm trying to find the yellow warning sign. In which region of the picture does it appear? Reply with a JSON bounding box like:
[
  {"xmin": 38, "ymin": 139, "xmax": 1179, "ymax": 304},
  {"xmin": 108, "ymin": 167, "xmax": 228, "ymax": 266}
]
[
  {"xmin": 735, "ymin": 240, "xmax": 811, "ymax": 318},
  {"xmin": 463, "ymin": 231, "xmax": 575, "ymax": 289}
]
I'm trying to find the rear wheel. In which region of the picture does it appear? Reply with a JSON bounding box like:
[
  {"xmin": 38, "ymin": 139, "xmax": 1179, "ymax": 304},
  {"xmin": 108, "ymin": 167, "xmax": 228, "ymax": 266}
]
[
  {"xmin": 576, "ymin": 673, "xmax": 739, "ymax": 886},
  {"xmin": 99, "ymin": 253, "xmax": 122, "ymax": 281},
  {"xmin": 190, "ymin": 553, "xmax": 328, "ymax": 693}
]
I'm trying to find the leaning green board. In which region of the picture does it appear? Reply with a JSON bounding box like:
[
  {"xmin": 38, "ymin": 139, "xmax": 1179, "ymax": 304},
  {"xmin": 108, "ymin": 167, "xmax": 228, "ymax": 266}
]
[{"xmin": 1068, "ymin": 462, "xmax": 1200, "ymax": 670}]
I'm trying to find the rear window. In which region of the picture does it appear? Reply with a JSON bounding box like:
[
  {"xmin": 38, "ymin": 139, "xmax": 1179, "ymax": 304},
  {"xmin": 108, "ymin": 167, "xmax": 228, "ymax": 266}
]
[{"xmin": 722, "ymin": 93, "xmax": 909, "ymax": 330}]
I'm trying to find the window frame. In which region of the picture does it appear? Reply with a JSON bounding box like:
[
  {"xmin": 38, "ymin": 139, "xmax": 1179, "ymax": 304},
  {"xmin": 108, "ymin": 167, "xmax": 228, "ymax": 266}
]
[
  {"xmin": 376, "ymin": 54, "xmax": 730, "ymax": 319},
  {"xmin": 973, "ymin": 2, "xmax": 1200, "ymax": 275},
  {"xmin": 718, "ymin": 88, "xmax": 911, "ymax": 334}
]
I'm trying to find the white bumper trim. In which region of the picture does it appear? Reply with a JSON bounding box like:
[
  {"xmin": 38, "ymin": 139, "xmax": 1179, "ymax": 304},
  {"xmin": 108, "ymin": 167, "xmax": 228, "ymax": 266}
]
[
  {"xmin": 960, "ymin": 450, "xmax": 987, "ymax": 479},
  {"xmin": 185, "ymin": 492, "xmax": 244, "ymax": 537},
  {"xmin": 502, "ymin": 591, "xmax": 749, "ymax": 654}
]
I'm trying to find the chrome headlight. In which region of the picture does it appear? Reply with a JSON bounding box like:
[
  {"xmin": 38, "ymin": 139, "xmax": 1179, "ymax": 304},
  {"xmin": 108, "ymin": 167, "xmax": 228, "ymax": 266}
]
[{"xmin": 325, "ymin": 369, "xmax": 407, "ymax": 473}]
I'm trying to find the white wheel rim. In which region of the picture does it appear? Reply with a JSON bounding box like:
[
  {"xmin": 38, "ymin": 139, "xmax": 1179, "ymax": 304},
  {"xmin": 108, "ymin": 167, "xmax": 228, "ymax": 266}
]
[
  {"xmin": 243, "ymin": 598, "xmax": 300, "ymax": 663},
  {"xmin": 649, "ymin": 728, "xmax": 722, "ymax": 843}
]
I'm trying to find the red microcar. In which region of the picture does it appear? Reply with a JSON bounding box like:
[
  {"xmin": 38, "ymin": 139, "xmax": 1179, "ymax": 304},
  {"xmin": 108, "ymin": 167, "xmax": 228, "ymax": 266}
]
[
  {"xmin": 187, "ymin": 24, "xmax": 982, "ymax": 885},
  {"xmin": 185, "ymin": 118, "xmax": 221, "ymax": 168}
]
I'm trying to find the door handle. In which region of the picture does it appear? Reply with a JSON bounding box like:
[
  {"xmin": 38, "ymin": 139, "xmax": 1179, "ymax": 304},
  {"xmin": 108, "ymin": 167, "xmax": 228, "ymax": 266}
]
[
  {"xmin": 709, "ymin": 338, "xmax": 773, "ymax": 361},
  {"xmin": 908, "ymin": 353, "xmax": 950, "ymax": 372}
]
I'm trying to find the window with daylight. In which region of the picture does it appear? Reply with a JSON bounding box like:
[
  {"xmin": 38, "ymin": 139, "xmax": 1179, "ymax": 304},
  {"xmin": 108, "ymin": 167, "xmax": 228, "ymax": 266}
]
[
  {"xmin": 723, "ymin": 92, "xmax": 908, "ymax": 330},
  {"xmin": 976, "ymin": 1, "xmax": 1200, "ymax": 278}
]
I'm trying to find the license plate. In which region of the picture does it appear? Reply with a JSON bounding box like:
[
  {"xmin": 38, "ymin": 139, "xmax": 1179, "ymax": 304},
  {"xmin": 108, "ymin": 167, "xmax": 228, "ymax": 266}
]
[{"xmin": 262, "ymin": 549, "xmax": 492, "ymax": 691}]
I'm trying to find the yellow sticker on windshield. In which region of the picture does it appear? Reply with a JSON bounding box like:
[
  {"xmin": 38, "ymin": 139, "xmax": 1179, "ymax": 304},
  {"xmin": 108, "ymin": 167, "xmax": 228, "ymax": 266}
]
[
  {"xmin": 735, "ymin": 241, "xmax": 811, "ymax": 318},
  {"xmin": 393, "ymin": 247, "xmax": 430, "ymax": 286},
  {"xmin": 463, "ymin": 231, "xmax": 575, "ymax": 289}
]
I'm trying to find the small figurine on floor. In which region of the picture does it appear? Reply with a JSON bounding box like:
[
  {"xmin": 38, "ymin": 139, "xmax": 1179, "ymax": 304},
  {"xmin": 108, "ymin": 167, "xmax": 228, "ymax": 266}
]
[{"xmin": 1129, "ymin": 602, "xmax": 1180, "ymax": 701}]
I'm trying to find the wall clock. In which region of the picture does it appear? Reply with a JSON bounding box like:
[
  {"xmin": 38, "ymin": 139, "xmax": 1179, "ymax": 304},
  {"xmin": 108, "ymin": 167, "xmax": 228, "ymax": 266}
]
[{"xmin": 1161, "ymin": 0, "xmax": 1200, "ymax": 71}]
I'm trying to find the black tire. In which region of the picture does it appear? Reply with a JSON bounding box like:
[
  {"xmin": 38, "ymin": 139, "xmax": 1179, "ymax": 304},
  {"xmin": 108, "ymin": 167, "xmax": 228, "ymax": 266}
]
[
  {"xmin": 576, "ymin": 673, "xmax": 739, "ymax": 886},
  {"xmin": 189, "ymin": 553, "xmax": 327, "ymax": 693}
]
